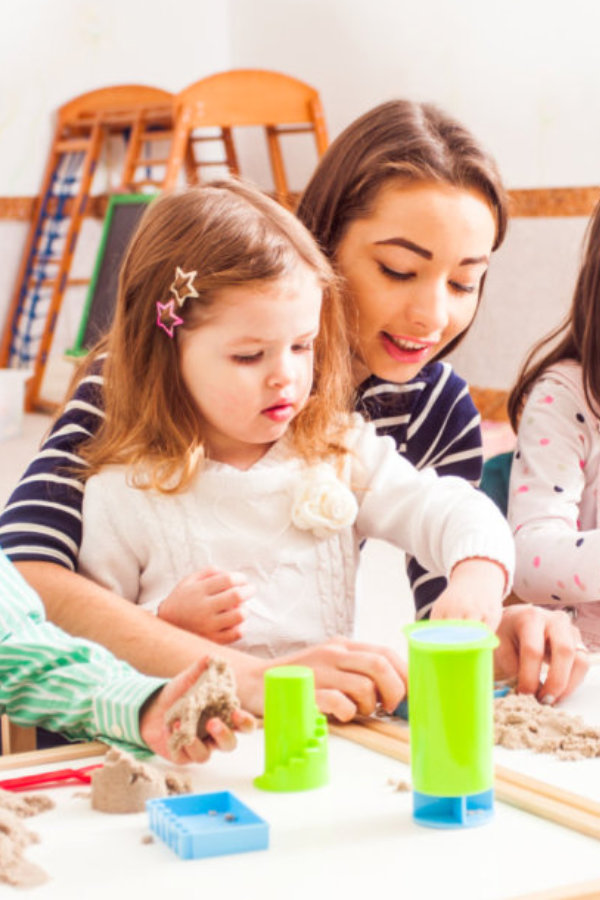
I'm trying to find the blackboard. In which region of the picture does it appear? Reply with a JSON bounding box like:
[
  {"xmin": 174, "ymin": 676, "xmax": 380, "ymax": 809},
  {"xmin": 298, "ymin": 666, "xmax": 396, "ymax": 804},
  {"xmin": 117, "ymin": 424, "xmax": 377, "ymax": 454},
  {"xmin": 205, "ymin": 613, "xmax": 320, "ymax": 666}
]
[{"xmin": 68, "ymin": 194, "xmax": 153, "ymax": 356}]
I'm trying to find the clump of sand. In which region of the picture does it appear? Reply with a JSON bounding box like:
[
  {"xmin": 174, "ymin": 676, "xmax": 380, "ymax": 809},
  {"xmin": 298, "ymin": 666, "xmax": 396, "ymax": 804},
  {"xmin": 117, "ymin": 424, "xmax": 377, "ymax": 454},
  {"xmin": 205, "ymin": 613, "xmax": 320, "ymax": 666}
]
[
  {"xmin": 91, "ymin": 748, "xmax": 191, "ymax": 814},
  {"xmin": 386, "ymin": 777, "xmax": 411, "ymax": 792},
  {"xmin": 165, "ymin": 658, "xmax": 240, "ymax": 755},
  {"xmin": 0, "ymin": 788, "xmax": 54, "ymax": 888},
  {"xmin": 494, "ymin": 693, "xmax": 600, "ymax": 760}
]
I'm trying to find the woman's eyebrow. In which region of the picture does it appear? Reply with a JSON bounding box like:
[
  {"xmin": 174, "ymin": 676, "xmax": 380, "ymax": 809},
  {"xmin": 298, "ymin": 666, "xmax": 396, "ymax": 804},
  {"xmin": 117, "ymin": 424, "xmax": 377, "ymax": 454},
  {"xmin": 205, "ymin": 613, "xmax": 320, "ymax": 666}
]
[
  {"xmin": 374, "ymin": 237, "xmax": 432, "ymax": 259},
  {"xmin": 375, "ymin": 238, "xmax": 489, "ymax": 268},
  {"xmin": 459, "ymin": 254, "xmax": 489, "ymax": 266}
]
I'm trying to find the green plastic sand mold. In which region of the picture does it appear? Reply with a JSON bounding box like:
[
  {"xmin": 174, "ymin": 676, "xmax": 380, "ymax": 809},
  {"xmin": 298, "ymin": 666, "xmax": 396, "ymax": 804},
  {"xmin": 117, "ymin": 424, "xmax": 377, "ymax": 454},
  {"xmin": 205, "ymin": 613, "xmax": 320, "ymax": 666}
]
[
  {"xmin": 405, "ymin": 619, "xmax": 499, "ymax": 828},
  {"xmin": 254, "ymin": 665, "xmax": 329, "ymax": 792}
]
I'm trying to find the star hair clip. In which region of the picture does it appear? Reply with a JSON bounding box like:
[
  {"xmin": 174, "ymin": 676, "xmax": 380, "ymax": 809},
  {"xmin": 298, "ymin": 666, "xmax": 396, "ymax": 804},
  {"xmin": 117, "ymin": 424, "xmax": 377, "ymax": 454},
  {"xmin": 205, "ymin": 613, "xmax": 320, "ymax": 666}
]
[{"xmin": 156, "ymin": 266, "xmax": 199, "ymax": 338}]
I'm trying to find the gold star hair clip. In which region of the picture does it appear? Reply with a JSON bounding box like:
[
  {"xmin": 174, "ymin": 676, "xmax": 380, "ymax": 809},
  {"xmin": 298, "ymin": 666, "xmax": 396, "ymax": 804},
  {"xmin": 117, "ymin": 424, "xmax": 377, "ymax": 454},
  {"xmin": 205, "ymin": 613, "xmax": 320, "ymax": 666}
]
[{"xmin": 170, "ymin": 266, "xmax": 199, "ymax": 307}]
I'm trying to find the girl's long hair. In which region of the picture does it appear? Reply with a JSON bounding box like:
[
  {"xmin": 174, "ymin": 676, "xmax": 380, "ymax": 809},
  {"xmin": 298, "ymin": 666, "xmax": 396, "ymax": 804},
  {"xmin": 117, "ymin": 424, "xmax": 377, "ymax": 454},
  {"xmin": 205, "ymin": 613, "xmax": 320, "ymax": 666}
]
[
  {"xmin": 508, "ymin": 199, "xmax": 600, "ymax": 429},
  {"xmin": 79, "ymin": 180, "xmax": 353, "ymax": 491},
  {"xmin": 296, "ymin": 99, "xmax": 509, "ymax": 359}
]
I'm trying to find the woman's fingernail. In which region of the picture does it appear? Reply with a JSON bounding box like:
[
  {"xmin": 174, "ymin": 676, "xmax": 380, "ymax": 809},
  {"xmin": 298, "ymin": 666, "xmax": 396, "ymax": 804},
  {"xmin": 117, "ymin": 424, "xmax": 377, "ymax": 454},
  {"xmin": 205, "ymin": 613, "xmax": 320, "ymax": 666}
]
[{"xmin": 541, "ymin": 694, "xmax": 555, "ymax": 706}]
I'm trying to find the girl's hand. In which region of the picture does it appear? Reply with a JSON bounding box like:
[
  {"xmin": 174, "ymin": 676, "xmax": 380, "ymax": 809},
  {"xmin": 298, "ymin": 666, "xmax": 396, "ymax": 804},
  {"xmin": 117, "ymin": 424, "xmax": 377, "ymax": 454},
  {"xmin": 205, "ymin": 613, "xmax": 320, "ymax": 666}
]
[
  {"xmin": 430, "ymin": 558, "xmax": 506, "ymax": 631},
  {"xmin": 140, "ymin": 657, "xmax": 255, "ymax": 764},
  {"xmin": 494, "ymin": 604, "xmax": 589, "ymax": 704},
  {"xmin": 157, "ymin": 567, "xmax": 254, "ymax": 644}
]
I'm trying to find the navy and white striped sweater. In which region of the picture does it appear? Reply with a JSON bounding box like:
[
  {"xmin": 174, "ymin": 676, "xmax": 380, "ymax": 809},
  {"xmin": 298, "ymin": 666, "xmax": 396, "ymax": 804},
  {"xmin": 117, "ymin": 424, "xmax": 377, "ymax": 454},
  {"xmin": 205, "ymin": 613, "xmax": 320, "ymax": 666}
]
[{"xmin": 0, "ymin": 360, "xmax": 482, "ymax": 619}]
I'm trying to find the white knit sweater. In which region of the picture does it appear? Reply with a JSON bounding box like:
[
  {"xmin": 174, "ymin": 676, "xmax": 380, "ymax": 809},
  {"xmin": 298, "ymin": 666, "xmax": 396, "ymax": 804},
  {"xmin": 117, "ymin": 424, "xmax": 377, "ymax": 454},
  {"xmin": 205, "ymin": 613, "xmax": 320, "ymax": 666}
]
[{"xmin": 79, "ymin": 415, "xmax": 514, "ymax": 658}]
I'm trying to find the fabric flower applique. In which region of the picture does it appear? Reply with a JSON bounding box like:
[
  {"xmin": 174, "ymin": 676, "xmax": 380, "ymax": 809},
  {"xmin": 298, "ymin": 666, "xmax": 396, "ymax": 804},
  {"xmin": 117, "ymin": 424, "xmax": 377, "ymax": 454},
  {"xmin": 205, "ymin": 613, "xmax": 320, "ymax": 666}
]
[{"xmin": 291, "ymin": 463, "xmax": 358, "ymax": 539}]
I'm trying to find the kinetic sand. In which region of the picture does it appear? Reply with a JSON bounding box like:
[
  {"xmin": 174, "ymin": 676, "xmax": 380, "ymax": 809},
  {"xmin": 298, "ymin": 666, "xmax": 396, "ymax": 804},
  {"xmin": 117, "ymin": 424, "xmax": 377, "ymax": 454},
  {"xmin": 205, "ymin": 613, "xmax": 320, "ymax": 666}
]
[{"xmin": 495, "ymin": 693, "xmax": 600, "ymax": 760}]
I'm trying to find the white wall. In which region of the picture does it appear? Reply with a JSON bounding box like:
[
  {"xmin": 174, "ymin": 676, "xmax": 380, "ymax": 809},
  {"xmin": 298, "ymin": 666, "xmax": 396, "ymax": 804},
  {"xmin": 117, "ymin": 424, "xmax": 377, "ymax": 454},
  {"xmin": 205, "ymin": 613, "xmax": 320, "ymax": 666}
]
[
  {"xmin": 448, "ymin": 216, "xmax": 588, "ymax": 390},
  {"xmin": 229, "ymin": 0, "xmax": 600, "ymax": 189},
  {"xmin": 3, "ymin": 0, "xmax": 600, "ymax": 393},
  {"xmin": 0, "ymin": 0, "xmax": 233, "ymax": 195}
]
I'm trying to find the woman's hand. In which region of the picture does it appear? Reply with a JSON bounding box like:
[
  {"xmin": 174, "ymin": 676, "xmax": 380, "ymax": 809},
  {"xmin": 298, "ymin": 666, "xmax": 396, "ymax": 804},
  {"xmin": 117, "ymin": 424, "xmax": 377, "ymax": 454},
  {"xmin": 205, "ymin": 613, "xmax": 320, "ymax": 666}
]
[
  {"xmin": 157, "ymin": 567, "xmax": 254, "ymax": 644},
  {"xmin": 139, "ymin": 657, "xmax": 255, "ymax": 764},
  {"xmin": 274, "ymin": 637, "xmax": 408, "ymax": 722}
]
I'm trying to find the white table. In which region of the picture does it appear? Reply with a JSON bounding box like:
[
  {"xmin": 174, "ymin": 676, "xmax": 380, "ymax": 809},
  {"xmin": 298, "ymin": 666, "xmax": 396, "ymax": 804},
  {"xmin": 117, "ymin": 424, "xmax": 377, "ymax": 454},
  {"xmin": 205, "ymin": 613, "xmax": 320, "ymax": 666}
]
[{"xmin": 3, "ymin": 671, "xmax": 600, "ymax": 900}]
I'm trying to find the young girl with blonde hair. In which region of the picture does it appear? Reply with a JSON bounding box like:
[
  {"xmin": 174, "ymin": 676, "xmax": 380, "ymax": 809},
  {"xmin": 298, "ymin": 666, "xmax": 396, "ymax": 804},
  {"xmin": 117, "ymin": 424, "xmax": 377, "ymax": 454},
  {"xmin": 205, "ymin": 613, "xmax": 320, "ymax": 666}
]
[{"xmin": 76, "ymin": 179, "xmax": 513, "ymax": 663}]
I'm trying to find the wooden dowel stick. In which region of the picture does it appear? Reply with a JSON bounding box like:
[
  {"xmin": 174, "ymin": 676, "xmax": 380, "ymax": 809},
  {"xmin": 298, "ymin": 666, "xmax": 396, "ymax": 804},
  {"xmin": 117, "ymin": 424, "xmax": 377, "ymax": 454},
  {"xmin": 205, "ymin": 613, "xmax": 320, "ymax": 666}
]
[
  {"xmin": 329, "ymin": 721, "xmax": 600, "ymax": 842},
  {"xmin": 359, "ymin": 717, "xmax": 600, "ymax": 820},
  {"xmin": 509, "ymin": 877, "xmax": 600, "ymax": 900},
  {"xmin": 495, "ymin": 762, "xmax": 600, "ymax": 820},
  {"xmin": 497, "ymin": 778, "xmax": 600, "ymax": 841},
  {"xmin": 0, "ymin": 741, "xmax": 108, "ymax": 772}
]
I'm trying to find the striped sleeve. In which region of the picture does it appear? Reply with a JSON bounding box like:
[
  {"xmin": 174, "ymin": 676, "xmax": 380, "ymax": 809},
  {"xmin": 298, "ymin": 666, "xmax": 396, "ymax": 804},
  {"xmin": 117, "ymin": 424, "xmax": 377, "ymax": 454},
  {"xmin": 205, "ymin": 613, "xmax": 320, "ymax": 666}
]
[
  {"xmin": 0, "ymin": 367, "xmax": 106, "ymax": 569},
  {"xmin": 356, "ymin": 361, "xmax": 484, "ymax": 619},
  {"xmin": 0, "ymin": 551, "xmax": 165, "ymax": 750}
]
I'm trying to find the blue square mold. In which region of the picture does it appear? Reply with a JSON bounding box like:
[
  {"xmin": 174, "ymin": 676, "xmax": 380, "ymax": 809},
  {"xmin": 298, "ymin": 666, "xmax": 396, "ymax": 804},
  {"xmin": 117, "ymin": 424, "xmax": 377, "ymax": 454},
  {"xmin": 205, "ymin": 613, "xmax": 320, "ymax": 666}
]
[{"xmin": 146, "ymin": 791, "xmax": 269, "ymax": 860}]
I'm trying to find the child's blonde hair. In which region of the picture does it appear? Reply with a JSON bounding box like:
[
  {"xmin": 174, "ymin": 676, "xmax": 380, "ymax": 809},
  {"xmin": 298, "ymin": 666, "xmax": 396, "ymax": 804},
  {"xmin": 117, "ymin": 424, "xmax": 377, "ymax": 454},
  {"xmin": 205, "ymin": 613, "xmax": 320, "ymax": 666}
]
[{"xmin": 80, "ymin": 179, "xmax": 353, "ymax": 491}]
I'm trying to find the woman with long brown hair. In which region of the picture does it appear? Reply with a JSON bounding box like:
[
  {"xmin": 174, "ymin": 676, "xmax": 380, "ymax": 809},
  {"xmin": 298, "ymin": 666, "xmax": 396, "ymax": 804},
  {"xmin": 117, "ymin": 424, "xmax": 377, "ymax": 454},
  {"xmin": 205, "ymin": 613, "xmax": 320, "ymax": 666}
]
[{"xmin": 0, "ymin": 100, "xmax": 588, "ymax": 716}]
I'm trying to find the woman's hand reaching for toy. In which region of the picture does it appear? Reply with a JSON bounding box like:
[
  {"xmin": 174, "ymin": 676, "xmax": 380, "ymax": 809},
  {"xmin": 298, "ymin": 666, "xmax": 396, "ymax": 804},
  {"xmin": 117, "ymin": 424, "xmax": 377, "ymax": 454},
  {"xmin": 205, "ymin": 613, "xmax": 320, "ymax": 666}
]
[
  {"xmin": 157, "ymin": 567, "xmax": 254, "ymax": 644},
  {"xmin": 139, "ymin": 657, "xmax": 255, "ymax": 764},
  {"xmin": 277, "ymin": 637, "xmax": 408, "ymax": 722}
]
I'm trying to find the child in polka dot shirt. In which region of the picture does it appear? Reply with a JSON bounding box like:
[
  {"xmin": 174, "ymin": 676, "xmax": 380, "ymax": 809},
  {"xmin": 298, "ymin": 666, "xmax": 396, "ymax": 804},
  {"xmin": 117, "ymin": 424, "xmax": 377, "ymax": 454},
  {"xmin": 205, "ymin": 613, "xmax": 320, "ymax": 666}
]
[{"xmin": 507, "ymin": 201, "xmax": 600, "ymax": 651}]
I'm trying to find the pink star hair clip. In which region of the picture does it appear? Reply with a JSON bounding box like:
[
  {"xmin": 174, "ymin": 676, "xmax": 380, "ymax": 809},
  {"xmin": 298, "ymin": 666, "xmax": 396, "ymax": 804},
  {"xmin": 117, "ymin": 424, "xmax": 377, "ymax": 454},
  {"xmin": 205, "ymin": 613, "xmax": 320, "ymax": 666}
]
[
  {"xmin": 156, "ymin": 299, "xmax": 184, "ymax": 338},
  {"xmin": 156, "ymin": 266, "xmax": 198, "ymax": 337}
]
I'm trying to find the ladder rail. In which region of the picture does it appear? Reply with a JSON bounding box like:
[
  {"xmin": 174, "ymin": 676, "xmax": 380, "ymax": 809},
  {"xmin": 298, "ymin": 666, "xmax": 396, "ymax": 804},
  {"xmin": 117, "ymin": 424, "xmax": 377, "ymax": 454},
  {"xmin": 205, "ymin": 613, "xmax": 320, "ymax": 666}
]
[
  {"xmin": 25, "ymin": 118, "xmax": 105, "ymax": 409},
  {"xmin": 0, "ymin": 116, "xmax": 74, "ymax": 369}
]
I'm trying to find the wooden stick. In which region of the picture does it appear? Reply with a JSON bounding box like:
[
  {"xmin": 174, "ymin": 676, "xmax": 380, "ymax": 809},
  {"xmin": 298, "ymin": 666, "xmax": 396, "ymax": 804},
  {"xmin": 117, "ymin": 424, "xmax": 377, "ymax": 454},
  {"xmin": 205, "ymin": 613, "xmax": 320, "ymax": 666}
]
[
  {"xmin": 329, "ymin": 721, "xmax": 410, "ymax": 766},
  {"xmin": 361, "ymin": 716, "xmax": 600, "ymax": 821},
  {"xmin": 329, "ymin": 721, "xmax": 600, "ymax": 841},
  {"xmin": 497, "ymin": 777, "xmax": 600, "ymax": 841},
  {"xmin": 357, "ymin": 716, "xmax": 600, "ymax": 819},
  {"xmin": 0, "ymin": 741, "xmax": 108, "ymax": 772},
  {"xmin": 495, "ymin": 762, "xmax": 600, "ymax": 821},
  {"xmin": 509, "ymin": 877, "xmax": 600, "ymax": 900}
]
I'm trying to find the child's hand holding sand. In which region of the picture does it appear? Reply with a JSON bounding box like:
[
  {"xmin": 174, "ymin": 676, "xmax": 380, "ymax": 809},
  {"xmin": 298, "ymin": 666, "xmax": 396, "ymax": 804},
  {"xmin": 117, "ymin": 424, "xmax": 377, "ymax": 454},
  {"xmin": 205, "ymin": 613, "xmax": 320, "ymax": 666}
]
[{"xmin": 139, "ymin": 657, "xmax": 255, "ymax": 764}]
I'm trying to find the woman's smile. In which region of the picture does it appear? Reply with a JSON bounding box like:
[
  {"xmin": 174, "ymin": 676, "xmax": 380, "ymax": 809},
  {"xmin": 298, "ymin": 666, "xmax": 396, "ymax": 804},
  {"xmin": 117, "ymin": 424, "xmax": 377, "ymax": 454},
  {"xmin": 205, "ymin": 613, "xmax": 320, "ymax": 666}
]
[{"xmin": 380, "ymin": 331, "xmax": 437, "ymax": 364}]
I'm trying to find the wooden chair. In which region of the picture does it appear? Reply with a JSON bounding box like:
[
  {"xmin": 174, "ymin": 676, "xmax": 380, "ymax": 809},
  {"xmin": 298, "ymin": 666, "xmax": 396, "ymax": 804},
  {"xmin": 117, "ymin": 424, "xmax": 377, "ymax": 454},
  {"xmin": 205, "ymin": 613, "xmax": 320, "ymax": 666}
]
[{"xmin": 164, "ymin": 69, "xmax": 329, "ymax": 206}]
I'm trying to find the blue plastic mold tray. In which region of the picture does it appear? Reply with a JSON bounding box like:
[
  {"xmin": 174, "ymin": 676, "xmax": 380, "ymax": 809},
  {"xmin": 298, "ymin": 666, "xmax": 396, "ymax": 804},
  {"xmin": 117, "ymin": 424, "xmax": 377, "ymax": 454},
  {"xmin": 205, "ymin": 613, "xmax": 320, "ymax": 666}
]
[{"xmin": 146, "ymin": 791, "xmax": 269, "ymax": 860}]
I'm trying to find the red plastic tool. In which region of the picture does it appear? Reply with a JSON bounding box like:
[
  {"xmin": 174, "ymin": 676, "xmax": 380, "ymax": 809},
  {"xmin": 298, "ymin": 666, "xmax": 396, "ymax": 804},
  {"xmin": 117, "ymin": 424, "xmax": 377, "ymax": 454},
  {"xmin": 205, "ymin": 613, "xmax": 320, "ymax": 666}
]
[{"xmin": 0, "ymin": 764, "xmax": 103, "ymax": 792}]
